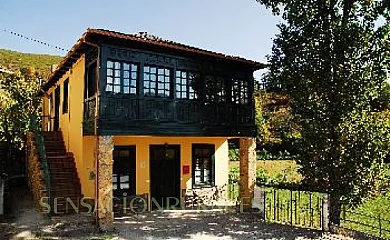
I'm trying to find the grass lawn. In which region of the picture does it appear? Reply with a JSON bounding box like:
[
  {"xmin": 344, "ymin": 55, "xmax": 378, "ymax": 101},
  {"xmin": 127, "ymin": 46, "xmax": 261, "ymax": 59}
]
[{"xmin": 229, "ymin": 160, "xmax": 302, "ymax": 183}]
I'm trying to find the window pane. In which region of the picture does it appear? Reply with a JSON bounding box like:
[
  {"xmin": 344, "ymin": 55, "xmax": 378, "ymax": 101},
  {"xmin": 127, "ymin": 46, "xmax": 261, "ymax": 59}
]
[
  {"xmin": 131, "ymin": 64, "xmax": 137, "ymax": 71},
  {"xmin": 124, "ymin": 87, "xmax": 129, "ymax": 94},
  {"xmin": 107, "ymin": 61, "xmax": 113, "ymax": 68},
  {"xmin": 150, "ymin": 67, "xmax": 157, "ymax": 74},
  {"xmin": 107, "ymin": 77, "xmax": 113, "ymax": 84},
  {"xmin": 124, "ymin": 71, "xmax": 129, "ymax": 78},
  {"xmin": 115, "ymin": 78, "xmax": 120, "ymax": 84},
  {"xmin": 115, "ymin": 62, "xmax": 120, "ymax": 69},
  {"xmin": 107, "ymin": 69, "xmax": 113, "ymax": 76},
  {"xmin": 131, "ymin": 72, "xmax": 137, "ymax": 79},
  {"xmin": 123, "ymin": 63, "xmax": 130, "ymax": 71},
  {"xmin": 114, "ymin": 86, "xmax": 120, "ymax": 93},
  {"xmin": 124, "ymin": 79, "xmax": 130, "ymax": 86},
  {"xmin": 120, "ymin": 175, "xmax": 129, "ymax": 182}
]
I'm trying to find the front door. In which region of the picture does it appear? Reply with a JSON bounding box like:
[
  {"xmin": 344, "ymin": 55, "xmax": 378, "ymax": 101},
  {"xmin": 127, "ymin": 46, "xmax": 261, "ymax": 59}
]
[
  {"xmin": 53, "ymin": 87, "xmax": 60, "ymax": 131},
  {"xmin": 150, "ymin": 145, "xmax": 180, "ymax": 210},
  {"xmin": 113, "ymin": 146, "xmax": 136, "ymax": 200}
]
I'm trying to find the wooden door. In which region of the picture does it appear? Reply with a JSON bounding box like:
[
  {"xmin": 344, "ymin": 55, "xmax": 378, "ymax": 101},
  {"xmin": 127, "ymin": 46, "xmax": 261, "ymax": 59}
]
[{"xmin": 150, "ymin": 145, "xmax": 180, "ymax": 210}]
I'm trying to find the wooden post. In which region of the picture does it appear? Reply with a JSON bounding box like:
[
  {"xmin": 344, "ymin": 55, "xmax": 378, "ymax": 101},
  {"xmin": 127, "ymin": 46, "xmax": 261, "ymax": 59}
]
[
  {"xmin": 96, "ymin": 136, "xmax": 114, "ymax": 230},
  {"xmin": 239, "ymin": 138, "xmax": 256, "ymax": 212}
]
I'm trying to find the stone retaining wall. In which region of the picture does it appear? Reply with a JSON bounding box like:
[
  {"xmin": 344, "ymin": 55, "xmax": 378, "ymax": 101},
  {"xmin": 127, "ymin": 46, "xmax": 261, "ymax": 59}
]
[{"xmin": 26, "ymin": 132, "xmax": 47, "ymax": 213}]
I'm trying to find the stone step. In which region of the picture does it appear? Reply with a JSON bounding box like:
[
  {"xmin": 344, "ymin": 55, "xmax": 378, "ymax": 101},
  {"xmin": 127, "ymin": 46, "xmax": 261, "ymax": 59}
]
[
  {"xmin": 51, "ymin": 178, "xmax": 81, "ymax": 184},
  {"xmin": 48, "ymin": 162, "xmax": 76, "ymax": 168}
]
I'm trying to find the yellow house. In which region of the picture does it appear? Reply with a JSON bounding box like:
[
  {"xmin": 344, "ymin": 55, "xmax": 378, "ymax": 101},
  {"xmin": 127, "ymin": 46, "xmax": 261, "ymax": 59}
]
[{"xmin": 32, "ymin": 29, "xmax": 263, "ymax": 226}]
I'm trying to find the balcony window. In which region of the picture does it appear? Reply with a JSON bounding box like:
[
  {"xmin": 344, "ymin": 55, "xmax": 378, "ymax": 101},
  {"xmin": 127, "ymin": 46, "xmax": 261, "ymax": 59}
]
[
  {"xmin": 175, "ymin": 71, "xmax": 199, "ymax": 99},
  {"xmin": 144, "ymin": 66, "xmax": 171, "ymax": 98},
  {"xmin": 106, "ymin": 60, "xmax": 138, "ymax": 94},
  {"xmin": 205, "ymin": 75, "xmax": 226, "ymax": 103},
  {"xmin": 232, "ymin": 78, "xmax": 249, "ymax": 104}
]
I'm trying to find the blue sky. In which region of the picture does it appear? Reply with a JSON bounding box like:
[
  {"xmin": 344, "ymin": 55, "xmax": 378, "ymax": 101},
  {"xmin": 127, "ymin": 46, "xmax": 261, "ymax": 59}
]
[{"xmin": 0, "ymin": 0, "xmax": 281, "ymax": 79}]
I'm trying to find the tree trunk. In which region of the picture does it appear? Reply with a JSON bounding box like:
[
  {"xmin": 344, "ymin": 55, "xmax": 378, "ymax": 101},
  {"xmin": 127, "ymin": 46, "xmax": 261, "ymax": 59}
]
[{"xmin": 329, "ymin": 194, "xmax": 342, "ymax": 225}]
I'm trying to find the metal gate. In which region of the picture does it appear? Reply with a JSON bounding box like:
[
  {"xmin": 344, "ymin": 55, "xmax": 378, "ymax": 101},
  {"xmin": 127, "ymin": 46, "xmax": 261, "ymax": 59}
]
[{"xmin": 262, "ymin": 187, "xmax": 325, "ymax": 230}]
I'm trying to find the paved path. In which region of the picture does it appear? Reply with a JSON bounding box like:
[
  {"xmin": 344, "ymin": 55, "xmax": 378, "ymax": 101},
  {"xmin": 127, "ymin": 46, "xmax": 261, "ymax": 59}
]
[{"xmin": 0, "ymin": 185, "xmax": 355, "ymax": 240}]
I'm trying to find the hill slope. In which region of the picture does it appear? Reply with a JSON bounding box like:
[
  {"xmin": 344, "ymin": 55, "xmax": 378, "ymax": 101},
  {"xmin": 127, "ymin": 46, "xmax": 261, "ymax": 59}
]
[{"xmin": 0, "ymin": 48, "xmax": 63, "ymax": 78}]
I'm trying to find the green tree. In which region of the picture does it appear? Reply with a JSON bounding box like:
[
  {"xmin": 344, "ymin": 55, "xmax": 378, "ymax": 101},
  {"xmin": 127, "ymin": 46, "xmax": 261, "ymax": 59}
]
[
  {"xmin": 257, "ymin": 0, "xmax": 390, "ymax": 224},
  {"xmin": 255, "ymin": 90, "xmax": 300, "ymax": 159},
  {"xmin": 0, "ymin": 67, "xmax": 41, "ymax": 148}
]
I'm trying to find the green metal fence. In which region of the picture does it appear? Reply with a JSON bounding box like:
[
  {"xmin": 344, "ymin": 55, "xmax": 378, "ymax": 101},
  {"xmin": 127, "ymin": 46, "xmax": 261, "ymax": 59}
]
[{"xmin": 341, "ymin": 209, "xmax": 390, "ymax": 239}]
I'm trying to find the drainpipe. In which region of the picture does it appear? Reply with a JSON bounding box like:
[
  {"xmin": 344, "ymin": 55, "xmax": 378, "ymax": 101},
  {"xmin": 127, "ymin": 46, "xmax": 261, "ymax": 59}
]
[{"xmin": 82, "ymin": 40, "xmax": 100, "ymax": 224}]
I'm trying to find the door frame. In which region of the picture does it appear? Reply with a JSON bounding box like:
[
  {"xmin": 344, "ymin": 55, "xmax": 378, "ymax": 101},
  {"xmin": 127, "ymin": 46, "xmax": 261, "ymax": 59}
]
[
  {"xmin": 54, "ymin": 87, "xmax": 60, "ymax": 131},
  {"xmin": 149, "ymin": 144, "xmax": 181, "ymax": 210},
  {"xmin": 113, "ymin": 145, "xmax": 137, "ymax": 205}
]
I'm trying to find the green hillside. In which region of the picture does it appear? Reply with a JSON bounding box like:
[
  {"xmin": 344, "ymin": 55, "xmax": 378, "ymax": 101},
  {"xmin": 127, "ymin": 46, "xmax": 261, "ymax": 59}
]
[{"xmin": 0, "ymin": 48, "xmax": 63, "ymax": 79}]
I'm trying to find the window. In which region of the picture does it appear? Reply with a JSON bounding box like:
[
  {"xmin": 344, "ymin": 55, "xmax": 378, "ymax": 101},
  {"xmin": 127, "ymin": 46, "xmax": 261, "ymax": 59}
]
[
  {"xmin": 62, "ymin": 78, "xmax": 69, "ymax": 114},
  {"xmin": 85, "ymin": 62, "xmax": 97, "ymax": 99},
  {"xmin": 143, "ymin": 65, "xmax": 171, "ymax": 97},
  {"xmin": 192, "ymin": 144, "xmax": 215, "ymax": 187},
  {"xmin": 175, "ymin": 71, "xmax": 199, "ymax": 99},
  {"xmin": 205, "ymin": 75, "xmax": 226, "ymax": 103},
  {"xmin": 123, "ymin": 63, "xmax": 138, "ymax": 94},
  {"xmin": 232, "ymin": 78, "xmax": 249, "ymax": 104},
  {"xmin": 106, "ymin": 60, "xmax": 138, "ymax": 94}
]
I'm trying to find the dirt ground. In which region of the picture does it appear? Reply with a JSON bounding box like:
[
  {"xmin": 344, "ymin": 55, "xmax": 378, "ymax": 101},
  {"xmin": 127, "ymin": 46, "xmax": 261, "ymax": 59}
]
[{"xmin": 0, "ymin": 183, "xmax": 354, "ymax": 240}]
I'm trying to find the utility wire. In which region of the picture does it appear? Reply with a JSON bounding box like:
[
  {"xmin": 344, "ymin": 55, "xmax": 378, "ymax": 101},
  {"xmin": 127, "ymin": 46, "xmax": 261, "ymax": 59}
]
[{"xmin": 1, "ymin": 28, "xmax": 68, "ymax": 52}]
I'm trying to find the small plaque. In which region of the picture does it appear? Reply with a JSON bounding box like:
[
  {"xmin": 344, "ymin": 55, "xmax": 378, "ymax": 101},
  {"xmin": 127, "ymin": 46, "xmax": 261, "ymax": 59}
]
[{"xmin": 182, "ymin": 165, "xmax": 190, "ymax": 174}]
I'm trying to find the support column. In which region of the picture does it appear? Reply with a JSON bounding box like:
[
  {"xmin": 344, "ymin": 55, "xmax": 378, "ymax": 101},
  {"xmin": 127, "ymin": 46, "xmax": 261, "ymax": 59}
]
[
  {"xmin": 239, "ymin": 138, "xmax": 256, "ymax": 212},
  {"xmin": 96, "ymin": 135, "xmax": 114, "ymax": 230}
]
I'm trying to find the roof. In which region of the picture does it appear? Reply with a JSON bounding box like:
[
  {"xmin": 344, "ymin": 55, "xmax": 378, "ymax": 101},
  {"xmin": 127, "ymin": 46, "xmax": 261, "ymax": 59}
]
[{"xmin": 42, "ymin": 28, "xmax": 265, "ymax": 92}]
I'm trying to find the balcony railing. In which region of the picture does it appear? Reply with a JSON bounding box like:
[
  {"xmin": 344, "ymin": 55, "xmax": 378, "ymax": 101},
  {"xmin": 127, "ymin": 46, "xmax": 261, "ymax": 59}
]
[{"xmin": 83, "ymin": 95, "xmax": 255, "ymax": 136}]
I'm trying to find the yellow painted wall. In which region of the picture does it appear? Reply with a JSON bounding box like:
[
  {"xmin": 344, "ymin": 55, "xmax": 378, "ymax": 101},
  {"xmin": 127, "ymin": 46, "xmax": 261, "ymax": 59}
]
[
  {"xmin": 113, "ymin": 136, "xmax": 229, "ymax": 198},
  {"xmin": 42, "ymin": 56, "xmax": 95, "ymax": 198}
]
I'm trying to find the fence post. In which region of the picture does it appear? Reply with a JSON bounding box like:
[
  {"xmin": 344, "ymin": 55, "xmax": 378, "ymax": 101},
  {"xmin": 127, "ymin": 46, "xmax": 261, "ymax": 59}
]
[
  {"xmin": 322, "ymin": 193, "xmax": 330, "ymax": 231},
  {"xmin": 290, "ymin": 190, "xmax": 293, "ymax": 226},
  {"xmin": 253, "ymin": 187, "xmax": 266, "ymax": 220}
]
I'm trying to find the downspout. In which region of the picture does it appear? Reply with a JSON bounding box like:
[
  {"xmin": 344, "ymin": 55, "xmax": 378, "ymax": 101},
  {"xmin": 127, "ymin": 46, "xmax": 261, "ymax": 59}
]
[{"xmin": 82, "ymin": 40, "xmax": 100, "ymax": 223}]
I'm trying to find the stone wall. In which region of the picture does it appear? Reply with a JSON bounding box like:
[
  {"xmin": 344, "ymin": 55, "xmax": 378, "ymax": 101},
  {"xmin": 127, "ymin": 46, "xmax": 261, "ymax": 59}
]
[
  {"xmin": 26, "ymin": 132, "xmax": 48, "ymax": 213},
  {"xmin": 183, "ymin": 185, "xmax": 233, "ymax": 209}
]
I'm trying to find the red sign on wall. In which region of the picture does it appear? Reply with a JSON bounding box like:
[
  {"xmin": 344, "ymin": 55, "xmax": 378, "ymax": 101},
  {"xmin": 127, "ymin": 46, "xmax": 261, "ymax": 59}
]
[{"xmin": 182, "ymin": 165, "xmax": 190, "ymax": 174}]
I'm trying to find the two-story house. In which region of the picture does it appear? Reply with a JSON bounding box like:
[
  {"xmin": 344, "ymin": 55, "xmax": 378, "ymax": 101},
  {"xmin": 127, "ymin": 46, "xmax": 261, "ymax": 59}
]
[{"xmin": 29, "ymin": 28, "xmax": 263, "ymax": 227}]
